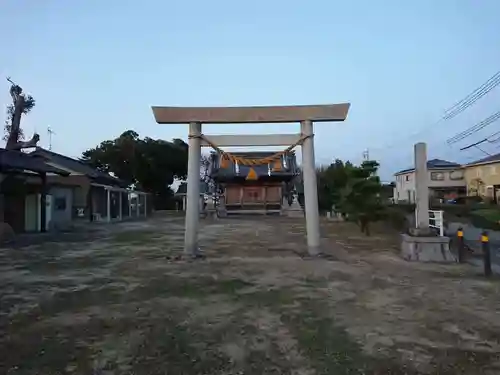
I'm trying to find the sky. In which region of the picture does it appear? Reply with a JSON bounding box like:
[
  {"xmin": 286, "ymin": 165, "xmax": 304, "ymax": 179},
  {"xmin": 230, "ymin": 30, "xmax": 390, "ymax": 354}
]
[{"xmin": 2, "ymin": 0, "xmax": 500, "ymax": 182}]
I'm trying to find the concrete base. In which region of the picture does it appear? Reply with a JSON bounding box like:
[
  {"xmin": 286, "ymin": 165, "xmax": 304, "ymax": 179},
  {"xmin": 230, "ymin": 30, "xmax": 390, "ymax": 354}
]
[
  {"xmin": 408, "ymin": 227, "xmax": 434, "ymax": 237},
  {"xmin": 401, "ymin": 234, "xmax": 456, "ymax": 263}
]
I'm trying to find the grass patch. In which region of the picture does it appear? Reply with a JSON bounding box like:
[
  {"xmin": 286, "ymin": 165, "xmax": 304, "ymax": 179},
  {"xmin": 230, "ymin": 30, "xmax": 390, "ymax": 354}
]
[
  {"xmin": 128, "ymin": 275, "xmax": 253, "ymax": 302},
  {"xmin": 127, "ymin": 317, "xmax": 231, "ymax": 374},
  {"xmin": 278, "ymin": 297, "xmax": 380, "ymax": 374},
  {"xmin": 473, "ymin": 208, "xmax": 500, "ymax": 221},
  {"xmin": 242, "ymin": 290, "xmax": 418, "ymax": 374}
]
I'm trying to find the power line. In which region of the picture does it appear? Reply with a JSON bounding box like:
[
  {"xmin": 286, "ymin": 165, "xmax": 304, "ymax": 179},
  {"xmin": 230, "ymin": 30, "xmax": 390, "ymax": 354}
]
[
  {"xmin": 460, "ymin": 138, "xmax": 488, "ymax": 151},
  {"xmin": 441, "ymin": 71, "xmax": 500, "ymax": 121},
  {"xmin": 447, "ymin": 110, "xmax": 500, "ymax": 145},
  {"xmin": 459, "ymin": 130, "xmax": 500, "ymax": 151},
  {"xmin": 459, "ymin": 139, "xmax": 492, "ymax": 156},
  {"xmin": 370, "ymin": 69, "xmax": 500, "ymax": 153}
]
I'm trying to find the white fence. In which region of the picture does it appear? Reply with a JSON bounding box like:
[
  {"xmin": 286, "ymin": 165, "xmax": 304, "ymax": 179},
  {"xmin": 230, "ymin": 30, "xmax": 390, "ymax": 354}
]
[
  {"xmin": 415, "ymin": 210, "xmax": 444, "ymax": 236},
  {"xmin": 429, "ymin": 210, "xmax": 444, "ymax": 236}
]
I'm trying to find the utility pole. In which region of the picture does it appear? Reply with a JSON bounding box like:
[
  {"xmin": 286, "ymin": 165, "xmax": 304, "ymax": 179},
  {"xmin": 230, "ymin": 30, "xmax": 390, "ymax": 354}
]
[{"xmin": 47, "ymin": 126, "xmax": 55, "ymax": 150}]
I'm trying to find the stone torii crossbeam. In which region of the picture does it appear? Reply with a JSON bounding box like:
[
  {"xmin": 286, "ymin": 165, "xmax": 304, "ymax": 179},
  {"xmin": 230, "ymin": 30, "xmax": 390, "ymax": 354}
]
[{"xmin": 152, "ymin": 103, "xmax": 351, "ymax": 256}]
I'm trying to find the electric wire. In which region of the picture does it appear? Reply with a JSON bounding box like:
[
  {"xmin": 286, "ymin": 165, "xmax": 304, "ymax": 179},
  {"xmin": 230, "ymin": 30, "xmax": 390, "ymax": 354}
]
[
  {"xmin": 441, "ymin": 71, "xmax": 500, "ymax": 121},
  {"xmin": 447, "ymin": 110, "xmax": 500, "ymax": 145}
]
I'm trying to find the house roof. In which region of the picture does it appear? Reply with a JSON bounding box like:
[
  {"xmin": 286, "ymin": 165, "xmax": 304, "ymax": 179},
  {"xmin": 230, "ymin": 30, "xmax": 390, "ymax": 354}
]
[
  {"xmin": 175, "ymin": 181, "xmax": 209, "ymax": 195},
  {"xmin": 465, "ymin": 153, "xmax": 500, "ymax": 167},
  {"xmin": 0, "ymin": 148, "xmax": 70, "ymax": 175},
  {"xmin": 394, "ymin": 159, "xmax": 462, "ymax": 175},
  {"xmin": 30, "ymin": 147, "xmax": 128, "ymax": 187}
]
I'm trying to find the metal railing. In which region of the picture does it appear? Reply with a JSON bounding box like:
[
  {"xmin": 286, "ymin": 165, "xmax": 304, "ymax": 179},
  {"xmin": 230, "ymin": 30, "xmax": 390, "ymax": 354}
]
[
  {"xmin": 429, "ymin": 210, "xmax": 444, "ymax": 237},
  {"xmin": 415, "ymin": 209, "xmax": 444, "ymax": 236}
]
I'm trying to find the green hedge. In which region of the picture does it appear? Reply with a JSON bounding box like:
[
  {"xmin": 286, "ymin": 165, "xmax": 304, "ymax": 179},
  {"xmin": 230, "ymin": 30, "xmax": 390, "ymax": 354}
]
[
  {"xmin": 469, "ymin": 209, "xmax": 500, "ymax": 231},
  {"xmin": 469, "ymin": 214, "xmax": 500, "ymax": 231},
  {"xmin": 430, "ymin": 203, "xmax": 472, "ymax": 218},
  {"xmin": 384, "ymin": 206, "xmax": 409, "ymax": 231},
  {"xmin": 389, "ymin": 203, "xmax": 415, "ymax": 213}
]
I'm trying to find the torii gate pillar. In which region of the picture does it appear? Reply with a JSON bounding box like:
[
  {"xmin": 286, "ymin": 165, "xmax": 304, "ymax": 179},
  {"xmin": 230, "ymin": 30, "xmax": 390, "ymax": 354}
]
[
  {"xmin": 185, "ymin": 122, "xmax": 202, "ymax": 255},
  {"xmin": 152, "ymin": 103, "xmax": 351, "ymax": 257},
  {"xmin": 301, "ymin": 120, "xmax": 321, "ymax": 255}
]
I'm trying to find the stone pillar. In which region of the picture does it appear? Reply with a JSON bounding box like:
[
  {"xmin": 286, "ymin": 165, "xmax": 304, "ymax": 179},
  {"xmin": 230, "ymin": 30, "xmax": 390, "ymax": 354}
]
[
  {"xmin": 300, "ymin": 120, "xmax": 321, "ymax": 255},
  {"xmin": 414, "ymin": 142, "xmax": 430, "ymax": 233},
  {"xmin": 106, "ymin": 188, "xmax": 111, "ymax": 222},
  {"xmin": 184, "ymin": 122, "xmax": 202, "ymax": 256}
]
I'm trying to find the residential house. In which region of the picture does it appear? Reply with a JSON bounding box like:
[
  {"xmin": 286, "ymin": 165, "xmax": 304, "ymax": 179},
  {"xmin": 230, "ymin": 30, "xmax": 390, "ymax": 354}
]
[
  {"xmin": 29, "ymin": 148, "xmax": 150, "ymax": 226},
  {"xmin": 393, "ymin": 159, "xmax": 466, "ymax": 203},
  {"xmin": 463, "ymin": 153, "xmax": 500, "ymax": 202},
  {"xmin": 0, "ymin": 148, "xmax": 69, "ymax": 233}
]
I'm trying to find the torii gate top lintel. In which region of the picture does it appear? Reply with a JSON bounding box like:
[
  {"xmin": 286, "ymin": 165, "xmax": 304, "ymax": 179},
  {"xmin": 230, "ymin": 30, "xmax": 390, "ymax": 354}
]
[{"xmin": 152, "ymin": 103, "xmax": 350, "ymax": 124}]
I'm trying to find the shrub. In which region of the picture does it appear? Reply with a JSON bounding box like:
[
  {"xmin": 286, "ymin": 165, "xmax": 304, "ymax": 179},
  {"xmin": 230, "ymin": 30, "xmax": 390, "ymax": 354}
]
[
  {"xmin": 383, "ymin": 206, "xmax": 409, "ymax": 232},
  {"xmin": 469, "ymin": 214, "xmax": 500, "ymax": 231},
  {"xmin": 469, "ymin": 208, "xmax": 500, "ymax": 231},
  {"xmin": 430, "ymin": 203, "xmax": 471, "ymax": 218},
  {"xmin": 390, "ymin": 203, "xmax": 415, "ymax": 214}
]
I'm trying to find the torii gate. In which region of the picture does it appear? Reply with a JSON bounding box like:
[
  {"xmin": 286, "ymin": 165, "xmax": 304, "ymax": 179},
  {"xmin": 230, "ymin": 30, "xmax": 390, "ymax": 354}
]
[{"xmin": 152, "ymin": 104, "xmax": 351, "ymax": 256}]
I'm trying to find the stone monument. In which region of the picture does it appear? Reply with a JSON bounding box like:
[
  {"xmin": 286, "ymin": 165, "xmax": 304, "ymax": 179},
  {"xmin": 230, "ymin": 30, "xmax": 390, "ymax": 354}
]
[{"xmin": 400, "ymin": 142, "xmax": 456, "ymax": 262}]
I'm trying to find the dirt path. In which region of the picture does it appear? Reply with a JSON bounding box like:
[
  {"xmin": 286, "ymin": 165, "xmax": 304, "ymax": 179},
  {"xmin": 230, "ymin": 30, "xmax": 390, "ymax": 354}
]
[{"xmin": 1, "ymin": 215, "xmax": 499, "ymax": 374}]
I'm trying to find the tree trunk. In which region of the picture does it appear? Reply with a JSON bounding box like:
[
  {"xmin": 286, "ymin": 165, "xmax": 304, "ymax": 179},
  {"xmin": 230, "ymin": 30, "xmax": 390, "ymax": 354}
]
[
  {"xmin": 364, "ymin": 221, "xmax": 371, "ymax": 236},
  {"xmin": 5, "ymin": 94, "xmax": 40, "ymax": 150},
  {"xmin": 6, "ymin": 96, "xmax": 24, "ymax": 149},
  {"xmin": 359, "ymin": 216, "xmax": 371, "ymax": 236}
]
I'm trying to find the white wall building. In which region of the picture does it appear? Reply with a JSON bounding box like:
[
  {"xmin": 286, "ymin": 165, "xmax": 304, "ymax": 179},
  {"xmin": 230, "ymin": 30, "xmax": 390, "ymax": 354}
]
[{"xmin": 393, "ymin": 159, "xmax": 466, "ymax": 203}]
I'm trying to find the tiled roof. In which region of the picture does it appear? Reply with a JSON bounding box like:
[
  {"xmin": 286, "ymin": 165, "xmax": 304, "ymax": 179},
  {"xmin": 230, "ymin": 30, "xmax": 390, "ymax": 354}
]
[
  {"xmin": 0, "ymin": 148, "xmax": 69, "ymax": 175},
  {"xmin": 175, "ymin": 181, "xmax": 209, "ymax": 195},
  {"xmin": 465, "ymin": 153, "xmax": 500, "ymax": 166},
  {"xmin": 394, "ymin": 159, "xmax": 461, "ymax": 175},
  {"xmin": 30, "ymin": 148, "xmax": 128, "ymax": 187}
]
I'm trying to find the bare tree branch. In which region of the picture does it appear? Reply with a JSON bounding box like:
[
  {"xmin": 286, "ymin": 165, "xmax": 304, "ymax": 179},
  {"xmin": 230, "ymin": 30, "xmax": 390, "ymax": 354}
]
[{"xmin": 4, "ymin": 78, "xmax": 39, "ymax": 150}]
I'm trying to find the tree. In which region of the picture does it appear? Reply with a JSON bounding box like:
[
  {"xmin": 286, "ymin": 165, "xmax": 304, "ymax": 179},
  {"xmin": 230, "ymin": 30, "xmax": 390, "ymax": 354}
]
[
  {"xmin": 81, "ymin": 131, "xmax": 189, "ymax": 209},
  {"xmin": 1, "ymin": 79, "xmax": 41, "ymax": 236},
  {"xmin": 3, "ymin": 78, "xmax": 39, "ymax": 149},
  {"xmin": 316, "ymin": 159, "xmax": 384, "ymax": 235},
  {"xmin": 316, "ymin": 159, "xmax": 355, "ymax": 212},
  {"xmin": 338, "ymin": 160, "xmax": 384, "ymax": 235}
]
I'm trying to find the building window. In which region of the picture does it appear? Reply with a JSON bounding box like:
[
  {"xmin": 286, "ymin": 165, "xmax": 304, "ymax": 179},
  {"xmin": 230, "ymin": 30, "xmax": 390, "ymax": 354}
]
[
  {"xmin": 405, "ymin": 175, "xmax": 409, "ymax": 182},
  {"xmin": 449, "ymin": 170, "xmax": 464, "ymax": 180},
  {"xmin": 431, "ymin": 172, "xmax": 444, "ymax": 181},
  {"xmin": 54, "ymin": 197, "xmax": 67, "ymax": 211}
]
